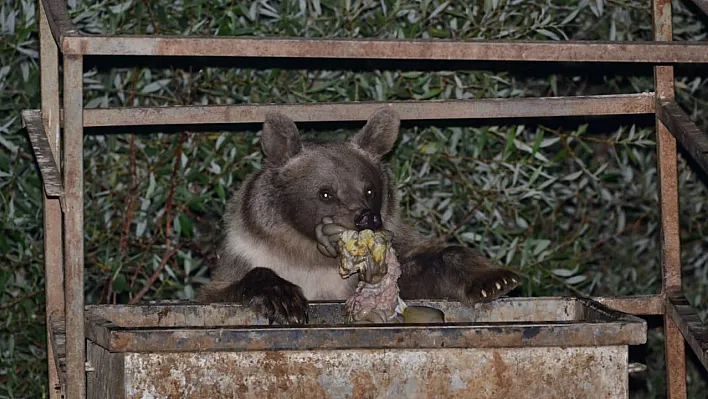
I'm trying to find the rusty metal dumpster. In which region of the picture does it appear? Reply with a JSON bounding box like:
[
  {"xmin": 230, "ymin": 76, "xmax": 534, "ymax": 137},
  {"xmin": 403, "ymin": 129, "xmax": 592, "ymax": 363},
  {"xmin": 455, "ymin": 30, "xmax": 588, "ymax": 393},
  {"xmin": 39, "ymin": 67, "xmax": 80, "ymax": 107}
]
[{"xmin": 50, "ymin": 297, "xmax": 646, "ymax": 398}]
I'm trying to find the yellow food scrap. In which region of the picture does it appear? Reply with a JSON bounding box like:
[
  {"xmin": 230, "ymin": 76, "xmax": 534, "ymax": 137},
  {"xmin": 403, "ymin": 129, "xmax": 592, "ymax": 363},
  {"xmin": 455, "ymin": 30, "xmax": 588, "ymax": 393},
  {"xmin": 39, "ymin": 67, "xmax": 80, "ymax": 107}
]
[
  {"xmin": 340, "ymin": 230, "xmax": 376, "ymax": 257},
  {"xmin": 370, "ymin": 233, "xmax": 388, "ymax": 264}
]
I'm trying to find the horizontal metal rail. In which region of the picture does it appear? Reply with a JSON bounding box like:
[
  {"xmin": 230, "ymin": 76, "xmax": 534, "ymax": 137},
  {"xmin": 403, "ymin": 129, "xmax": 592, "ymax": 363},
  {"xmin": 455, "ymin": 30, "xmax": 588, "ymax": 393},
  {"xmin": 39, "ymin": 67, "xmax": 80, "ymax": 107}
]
[
  {"xmin": 59, "ymin": 35, "xmax": 708, "ymax": 63},
  {"xmin": 42, "ymin": 0, "xmax": 708, "ymax": 64},
  {"xmin": 666, "ymin": 294, "xmax": 708, "ymax": 372},
  {"xmin": 656, "ymin": 100, "xmax": 708, "ymax": 178},
  {"xmin": 593, "ymin": 295, "xmax": 664, "ymax": 315},
  {"xmin": 21, "ymin": 110, "xmax": 64, "ymax": 197},
  {"xmin": 75, "ymin": 94, "xmax": 655, "ymax": 128}
]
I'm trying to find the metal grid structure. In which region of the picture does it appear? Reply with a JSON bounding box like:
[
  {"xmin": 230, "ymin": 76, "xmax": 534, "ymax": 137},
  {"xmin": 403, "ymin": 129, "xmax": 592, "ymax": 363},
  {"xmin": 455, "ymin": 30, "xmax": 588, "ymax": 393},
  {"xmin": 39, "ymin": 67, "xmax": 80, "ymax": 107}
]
[{"xmin": 23, "ymin": 0, "xmax": 708, "ymax": 397}]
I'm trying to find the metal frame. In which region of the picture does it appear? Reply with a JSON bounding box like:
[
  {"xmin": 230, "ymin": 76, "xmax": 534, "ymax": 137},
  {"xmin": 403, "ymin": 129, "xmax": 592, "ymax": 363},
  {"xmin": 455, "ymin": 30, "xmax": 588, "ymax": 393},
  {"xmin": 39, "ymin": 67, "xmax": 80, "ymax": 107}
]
[{"xmin": 25, "ymin": 0, "xmax": 708, "ymax": 398}]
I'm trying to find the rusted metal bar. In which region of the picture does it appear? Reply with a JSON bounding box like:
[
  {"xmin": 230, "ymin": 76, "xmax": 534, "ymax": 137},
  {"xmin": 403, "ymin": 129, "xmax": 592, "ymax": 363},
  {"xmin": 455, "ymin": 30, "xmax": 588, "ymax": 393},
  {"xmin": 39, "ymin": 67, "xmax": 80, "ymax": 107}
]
[
  {"xmin": 688, "ymin": 0, "xmax": 708, "ymax": 17},
  {"xmin": 592, "ymin": 295, "xmax": 664, "ymax": 315},
  {"xmin": 652, "ymin": 0, "xmax": 686, "ymax": 397},
  {"xmin": 63, "ymin": 53, "xmax": 86, "ymax": 399},
  {"xmin": 60, "ymin": 35, "xmax": 708, "ymax": 63},
  {"xmin": 86, "ymin": 297, "xmax": 578, "ymax": 328},
  {"xmin": 21, "ymin": 111, "xmax": 63, "ymax": 197},
  {"xmin": 101, "ymin": 321, "xmax": 643, "ymax": 353},
  {"xmin": 77, "ymin": 298, "xmax": 647, "ymax": 353},
  {"xmin": 39, "ymin": 2, "xmax": 64, "ymax": 397},
  {"xmin": 81, "ymin": 94, "xmax": 655, "ymax": 128},
  {"xmin": 40, "ymin": 0, "xmax": 77, "ymax": 45},
  {"xmin": 23, "ymin": 94, "xmax": 657, "ymax": 129},
  {"xmin": 656, "ymin": 100, "xmax": 708, "ymax": 177},
  {"xmin": 666, "ymin": 294, "xmax": 708, "ymax": 372},
  {"xmin": 653, "ymin": 0, "xmax": 682, "ymax": 305},
  {"xmin": 85, "ymin": 295, "xmax": 662, "ymax": 331}
]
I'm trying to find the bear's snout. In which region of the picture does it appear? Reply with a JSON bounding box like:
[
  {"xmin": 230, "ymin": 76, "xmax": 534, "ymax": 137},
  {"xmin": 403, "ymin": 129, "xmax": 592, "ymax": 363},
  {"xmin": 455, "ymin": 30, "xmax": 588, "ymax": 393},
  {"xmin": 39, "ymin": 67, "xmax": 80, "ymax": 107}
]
[{"xmin": 355, "ymin": 209, "xmax": 382, "ymax": 232}]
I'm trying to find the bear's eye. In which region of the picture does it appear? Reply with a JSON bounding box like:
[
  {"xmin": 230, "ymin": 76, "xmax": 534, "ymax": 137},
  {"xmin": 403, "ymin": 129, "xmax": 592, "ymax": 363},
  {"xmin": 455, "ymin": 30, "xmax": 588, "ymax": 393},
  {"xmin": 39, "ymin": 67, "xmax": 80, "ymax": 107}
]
[
  {"xmin": 319, "ymin": 188, "xmax": 335, "ymax": 201},
  {"xmin": 364, "ymin": 187, "xmax": 374, "ymax": 198}
]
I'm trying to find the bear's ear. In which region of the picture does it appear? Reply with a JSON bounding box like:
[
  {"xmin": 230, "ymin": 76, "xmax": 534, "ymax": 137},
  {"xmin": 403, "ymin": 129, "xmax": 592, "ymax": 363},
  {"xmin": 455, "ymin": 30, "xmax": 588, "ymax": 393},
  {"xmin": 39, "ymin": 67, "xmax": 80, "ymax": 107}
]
[
  {"xmin": 351, "ymin": 106, "xmax": 400, "ymax": 159},
  {"xmin": 261, "ymin": 112, "xmax": 302, "ymax": 167}
]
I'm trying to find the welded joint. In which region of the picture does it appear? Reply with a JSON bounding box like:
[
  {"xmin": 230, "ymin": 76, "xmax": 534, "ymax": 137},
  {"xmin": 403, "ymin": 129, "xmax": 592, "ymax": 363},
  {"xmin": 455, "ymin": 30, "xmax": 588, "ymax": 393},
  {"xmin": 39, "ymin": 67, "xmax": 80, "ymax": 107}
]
[
  {"xmin": 21, "ymin": 110, "xmax": 64, "ymax": 198},
  {"xmin": 40, "ymin": 0, "xmax": 79, "ymax": 47}
]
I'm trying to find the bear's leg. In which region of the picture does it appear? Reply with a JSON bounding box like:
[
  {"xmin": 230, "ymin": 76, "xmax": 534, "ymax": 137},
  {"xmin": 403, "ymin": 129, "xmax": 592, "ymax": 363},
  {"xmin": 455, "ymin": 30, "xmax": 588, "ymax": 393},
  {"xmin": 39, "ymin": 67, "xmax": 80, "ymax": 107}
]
[{"xmin": 398, "ymin": 245, "xmax": 521, "ymax": 305}]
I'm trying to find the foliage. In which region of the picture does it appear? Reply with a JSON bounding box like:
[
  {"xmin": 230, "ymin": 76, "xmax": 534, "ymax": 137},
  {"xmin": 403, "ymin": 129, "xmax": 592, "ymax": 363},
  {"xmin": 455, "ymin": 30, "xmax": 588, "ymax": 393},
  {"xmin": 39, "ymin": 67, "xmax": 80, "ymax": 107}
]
[{"xmin": 1, "ymin": 0, "xmax": 707, "ymax": 398}]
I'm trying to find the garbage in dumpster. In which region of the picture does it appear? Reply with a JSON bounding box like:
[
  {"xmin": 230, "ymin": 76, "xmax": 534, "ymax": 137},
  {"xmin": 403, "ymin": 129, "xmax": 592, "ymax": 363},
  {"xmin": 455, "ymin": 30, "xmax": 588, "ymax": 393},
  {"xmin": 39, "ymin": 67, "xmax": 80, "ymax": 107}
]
[{"xmin": 337, "ymin": 229, "xmax": 445, "ymax": 324}]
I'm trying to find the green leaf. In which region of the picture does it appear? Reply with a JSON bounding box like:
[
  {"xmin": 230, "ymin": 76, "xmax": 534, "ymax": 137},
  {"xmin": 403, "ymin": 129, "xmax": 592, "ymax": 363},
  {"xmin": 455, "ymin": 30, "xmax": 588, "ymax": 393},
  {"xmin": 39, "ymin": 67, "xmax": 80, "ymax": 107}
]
[
  {"xmin": 414, "ymin": 87, "xmax": 442, "ymax": 100},
  {"xmin": 502, "ymin": 129, "xmax": 516, "ymax": 160},
  {"xmin": 113, "ymin": 274, "xmax": 129, "ymax": 293},
  {"xmin": 215, "ymin": 184, "xmax": 226, "ymax": 200},
  {"xmin": 178, "ymin": 214, "xmax": 194, "ymax": 238},
  {"xmin": 533, "ymin": 239, "xmax": 551, "ymax": 256},
  {"xmin": 535, "ymin": 29, "xmax": 560, "ymax": 41},
  {"xmin": 551, "ymin": 268, "xmax": 575, "ymax": 277},
  {"xmin": 565, "ymin": 275, "xmax": 588, "ymax": 285}
]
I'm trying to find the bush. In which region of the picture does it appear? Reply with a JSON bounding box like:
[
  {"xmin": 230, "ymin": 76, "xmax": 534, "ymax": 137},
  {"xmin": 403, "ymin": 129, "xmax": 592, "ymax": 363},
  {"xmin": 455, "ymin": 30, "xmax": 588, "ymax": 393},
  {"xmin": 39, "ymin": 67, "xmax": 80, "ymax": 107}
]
[{"xmin": 1, "ymin": 1, "xmax": 707, "ymax": 397}]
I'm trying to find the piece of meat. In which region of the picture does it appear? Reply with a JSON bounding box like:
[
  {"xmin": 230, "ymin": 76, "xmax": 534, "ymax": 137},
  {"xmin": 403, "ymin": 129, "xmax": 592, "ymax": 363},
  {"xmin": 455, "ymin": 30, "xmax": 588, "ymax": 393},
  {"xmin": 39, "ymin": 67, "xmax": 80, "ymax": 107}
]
[
  {"xmin": 337, "ymin": 229, "xmax": 445, "ymax": 324},
  {"xmin": 344, "ymin": 246, "xmax": 402, "ymax": 323},
  {"xmin": 337, "ymin": 230, "xmax": 401, "ymax": 323}
]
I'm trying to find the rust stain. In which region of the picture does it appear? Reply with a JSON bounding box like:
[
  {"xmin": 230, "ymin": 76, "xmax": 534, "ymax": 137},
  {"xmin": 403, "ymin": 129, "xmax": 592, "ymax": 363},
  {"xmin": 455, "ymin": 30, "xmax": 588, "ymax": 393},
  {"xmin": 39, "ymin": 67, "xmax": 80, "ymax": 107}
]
[
  {"xmin": 350, "ymin": 370, "xmax": 376, "ymax": 399},
  {"xmin": 156, "ymin": 308, "xmax": 169, "ymax": 325},
  {"xmin": 117, "ymin": 346, "xmax": 630, "ymax": 398},
  {"xmin": 245, "ymin": 339, "xmax": 267, "ymax": 351},
  {"xmin": 110, "ymin": 333, "xmax": 128, "ymax": 352},
  {"xmin": 492, "ymin": 351, "xmax": 510, "ymax": 397},
  {"xmin": 79, "ymin": 37, "xmax": 87, "ymax": 55}
]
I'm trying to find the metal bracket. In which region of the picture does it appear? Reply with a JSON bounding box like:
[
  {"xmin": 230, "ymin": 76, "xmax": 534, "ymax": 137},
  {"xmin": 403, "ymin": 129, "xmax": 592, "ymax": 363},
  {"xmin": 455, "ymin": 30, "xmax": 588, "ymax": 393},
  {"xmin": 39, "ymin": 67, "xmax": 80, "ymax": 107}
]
[{"xmin": 21, "ymin": 110, "xmax": 64, "ymax": 200}]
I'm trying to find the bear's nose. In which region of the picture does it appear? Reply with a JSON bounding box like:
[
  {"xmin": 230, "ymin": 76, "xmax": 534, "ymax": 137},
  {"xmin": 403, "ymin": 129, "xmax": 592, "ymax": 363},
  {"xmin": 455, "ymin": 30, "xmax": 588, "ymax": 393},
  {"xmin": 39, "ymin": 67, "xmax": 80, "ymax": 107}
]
[{"xmin": 355, "ymin": 209, "xmax": 382, "ymax": 232}]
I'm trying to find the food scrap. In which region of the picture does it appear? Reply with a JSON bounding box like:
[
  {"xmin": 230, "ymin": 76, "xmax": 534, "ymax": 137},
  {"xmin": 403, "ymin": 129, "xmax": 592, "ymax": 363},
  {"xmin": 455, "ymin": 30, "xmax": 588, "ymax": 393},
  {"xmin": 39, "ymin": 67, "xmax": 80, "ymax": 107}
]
[{"xmin": 337, "ymin": 229, "xmax": 445, "ymax": 324}]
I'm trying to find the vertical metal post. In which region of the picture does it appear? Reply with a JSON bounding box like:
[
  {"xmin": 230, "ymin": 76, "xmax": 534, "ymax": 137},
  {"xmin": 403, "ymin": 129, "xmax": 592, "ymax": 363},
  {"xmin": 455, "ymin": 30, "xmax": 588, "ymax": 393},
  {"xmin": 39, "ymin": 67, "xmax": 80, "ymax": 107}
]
[
  {"xmin": 39, "ymin": 2, "xmax": 64, "ymax": 398},
  {"xmin": 652, "ymin": 0, "xmax": 686, "ymax": 398},
  {"xmin": 63, "ymin": 53, "xmax": 86, "ymax": 399}
]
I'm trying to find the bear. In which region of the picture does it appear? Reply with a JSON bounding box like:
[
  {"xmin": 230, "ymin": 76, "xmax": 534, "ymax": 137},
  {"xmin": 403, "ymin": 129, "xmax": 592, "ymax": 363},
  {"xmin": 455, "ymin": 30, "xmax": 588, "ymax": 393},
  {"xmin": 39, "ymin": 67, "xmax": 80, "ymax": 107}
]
[{"xmin": 197, "ymin": 106, "xmax": 520, "ymax": 325}]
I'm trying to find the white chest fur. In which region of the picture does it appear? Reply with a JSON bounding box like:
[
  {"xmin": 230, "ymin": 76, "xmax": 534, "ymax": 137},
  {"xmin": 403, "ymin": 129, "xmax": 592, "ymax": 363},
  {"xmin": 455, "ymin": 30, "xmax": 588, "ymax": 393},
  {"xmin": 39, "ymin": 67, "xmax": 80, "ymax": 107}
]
[{"xmin": 226, "ymin": 232, "xmax": 355, "ymax": 300}]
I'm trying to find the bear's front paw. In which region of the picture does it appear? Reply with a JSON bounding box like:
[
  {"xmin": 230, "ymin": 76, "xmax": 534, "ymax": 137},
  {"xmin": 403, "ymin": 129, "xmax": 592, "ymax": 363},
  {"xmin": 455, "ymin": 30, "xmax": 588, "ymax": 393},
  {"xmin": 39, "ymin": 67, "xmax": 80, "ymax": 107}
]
[
  {"xmin": 244, "ymin": 282, "xmax": 310, "ymax": 325},
  {"xmin": 464, "ymin": 269, "xmax": 521, "ymax": 304},
  {"xmin": 315, "ymin": 216, "xmax": 348, "ymax": 258}
]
